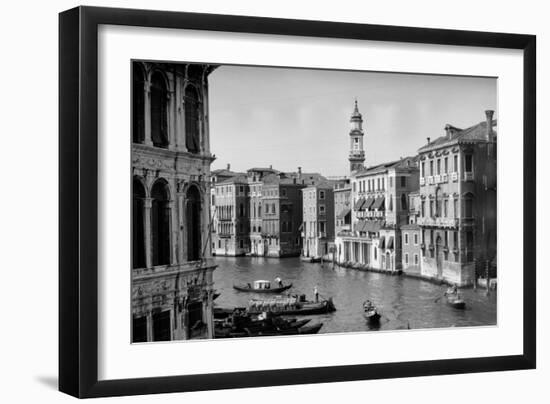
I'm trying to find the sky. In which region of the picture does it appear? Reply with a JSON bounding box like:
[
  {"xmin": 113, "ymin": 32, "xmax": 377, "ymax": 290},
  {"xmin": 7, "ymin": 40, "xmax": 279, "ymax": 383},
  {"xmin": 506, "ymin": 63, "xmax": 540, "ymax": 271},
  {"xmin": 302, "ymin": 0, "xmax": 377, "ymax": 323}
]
[{"xmin": 208, "ymin": 65, "xmax": 496, "ymax": 177}]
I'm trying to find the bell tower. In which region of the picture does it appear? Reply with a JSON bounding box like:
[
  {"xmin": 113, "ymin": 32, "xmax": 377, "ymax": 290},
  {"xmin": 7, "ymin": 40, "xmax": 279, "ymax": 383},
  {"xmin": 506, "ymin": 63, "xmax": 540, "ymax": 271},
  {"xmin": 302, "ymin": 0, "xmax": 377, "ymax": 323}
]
[{"xmin": 349, "ymin": 99, "xmax": 365, "ymax": 172}]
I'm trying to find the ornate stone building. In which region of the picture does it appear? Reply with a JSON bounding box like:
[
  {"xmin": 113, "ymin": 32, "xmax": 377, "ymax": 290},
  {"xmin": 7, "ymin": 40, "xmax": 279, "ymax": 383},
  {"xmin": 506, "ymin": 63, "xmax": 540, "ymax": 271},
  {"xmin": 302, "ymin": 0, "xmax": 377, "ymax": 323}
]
[
  {"xmin": 416, "ymin": 111, "xmax": 497, "ymax": 286},
  {"xmin": 131, "ymin": 61, "xmax": 217, "ymax": 342}
]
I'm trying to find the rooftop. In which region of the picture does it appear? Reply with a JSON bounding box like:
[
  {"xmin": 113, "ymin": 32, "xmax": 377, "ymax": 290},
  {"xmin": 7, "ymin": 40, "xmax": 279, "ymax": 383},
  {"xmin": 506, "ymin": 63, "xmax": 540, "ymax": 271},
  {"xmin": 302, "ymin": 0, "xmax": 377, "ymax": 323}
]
[
  {"xmin": 354, "ymin": 156, "xmax": 418, "ymax": 177},
  {"xmin": 216, "ymin": 174, "xmax": 249, "ymax": 185},
  {"xmin": 418, "ymin": 119, "xmax": 497, "ymax": 153}
]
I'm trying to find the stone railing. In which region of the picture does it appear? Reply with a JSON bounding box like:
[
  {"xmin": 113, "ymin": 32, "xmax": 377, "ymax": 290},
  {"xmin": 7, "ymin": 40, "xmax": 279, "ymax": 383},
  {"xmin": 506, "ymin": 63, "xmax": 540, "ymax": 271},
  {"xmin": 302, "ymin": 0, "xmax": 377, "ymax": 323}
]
[
  {"xmin": 132, "ymin": 259, "xmax": 217, "ymax": 279},
  {"xmin": 417, "ymin": 216, "xmax": 459, "ymax": 227}
]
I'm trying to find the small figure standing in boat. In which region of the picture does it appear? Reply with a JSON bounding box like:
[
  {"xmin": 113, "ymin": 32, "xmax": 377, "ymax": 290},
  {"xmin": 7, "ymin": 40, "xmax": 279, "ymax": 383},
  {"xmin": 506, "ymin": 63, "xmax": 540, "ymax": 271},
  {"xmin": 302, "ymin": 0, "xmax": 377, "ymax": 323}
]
[
  {"xmin": 275, "ymin": 276, "xmax": 283, "ymax": 288},
  {"xmin": 314, "ymin": 285, "xmax": 319, "ymax": 302},
  {"xmin": 444, "ymin": 284, "xmax": 459, "ymax": 296}
]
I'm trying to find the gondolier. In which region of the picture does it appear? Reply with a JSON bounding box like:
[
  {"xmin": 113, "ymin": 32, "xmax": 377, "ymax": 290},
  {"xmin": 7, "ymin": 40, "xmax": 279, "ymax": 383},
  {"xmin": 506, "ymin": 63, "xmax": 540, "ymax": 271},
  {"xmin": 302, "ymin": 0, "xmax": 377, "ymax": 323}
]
[{"xmin": 314, "ymin": 285, "xmax": 319, "ymax": 302}]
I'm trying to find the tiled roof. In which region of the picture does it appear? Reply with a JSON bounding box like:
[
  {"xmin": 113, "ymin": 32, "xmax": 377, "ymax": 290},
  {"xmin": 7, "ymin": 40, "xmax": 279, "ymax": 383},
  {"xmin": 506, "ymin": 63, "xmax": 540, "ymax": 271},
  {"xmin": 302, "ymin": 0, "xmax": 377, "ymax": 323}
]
[
  {"xmin": 355, "ymin": 156, "xmax": 417, "ymax": 176},
  {"xmin": 247, "ymin": 167, "xmax": 280, "ymax": 174},
  {"xmin": 216, "ymin": 174, "xmax": 248, "ymax": 185},
  {"xmin": 211, "ymin": 169, "xmax": 244, "ymax": 177},
  {"xmin": 418, "ymin": 119, "xmax": 497, "ymax": 153}
]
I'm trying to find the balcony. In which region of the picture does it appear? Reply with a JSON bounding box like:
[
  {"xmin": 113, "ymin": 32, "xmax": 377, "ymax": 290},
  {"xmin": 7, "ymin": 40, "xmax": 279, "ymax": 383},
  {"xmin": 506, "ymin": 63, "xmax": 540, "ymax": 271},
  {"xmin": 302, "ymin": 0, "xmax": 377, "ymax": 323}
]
[
  {"xmin": 427, "ymin": 176, "xmax": 434, "ymax": 185},
  {"xmin": 434, "ymin": 174, "xmax": 441, "ymax": 183},
  {"xmin": 132, "ymin": 259, "xmax": 217, "ymax": 279},
  {"xmin": 464, "ymin": 171, "xmax": 474, "ymax": 181},
  {"xmin": 441, "ymin": 173, "xmax": 448, "ymax": 182},
  {"xmin": 451, "ymin": 172, "xmax": 459, "ymax": 182},
  {"xmin": 349, "ymin": 150, "xmax": 365, "ymax": 158},
  {"xmin": 417, "ymin": 216, "xmax": 459, "ymax": 227},
  {"xmin": 419, "ymin": 177, "xmax": 425, "ymax": 186}
]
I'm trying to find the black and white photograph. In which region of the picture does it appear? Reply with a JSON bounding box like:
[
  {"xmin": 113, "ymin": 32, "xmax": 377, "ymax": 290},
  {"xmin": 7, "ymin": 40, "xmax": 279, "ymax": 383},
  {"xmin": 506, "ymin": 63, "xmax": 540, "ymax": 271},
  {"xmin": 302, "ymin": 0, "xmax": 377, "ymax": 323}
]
[{"xmin": 131, "ymin": 61, "xmax": 497, "ymax": 342}]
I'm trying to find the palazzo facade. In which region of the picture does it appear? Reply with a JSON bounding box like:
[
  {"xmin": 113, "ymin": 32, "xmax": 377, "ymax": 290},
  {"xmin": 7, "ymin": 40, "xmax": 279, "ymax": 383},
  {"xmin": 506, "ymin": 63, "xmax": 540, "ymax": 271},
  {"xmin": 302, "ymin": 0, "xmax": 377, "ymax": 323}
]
[
  {"xmin": 417, "ymin": 112, "xmax": 497, "ymax": 286},
  {"xmin": 131, "ymin": 61, "xmax": 217, "ymax": 342}
]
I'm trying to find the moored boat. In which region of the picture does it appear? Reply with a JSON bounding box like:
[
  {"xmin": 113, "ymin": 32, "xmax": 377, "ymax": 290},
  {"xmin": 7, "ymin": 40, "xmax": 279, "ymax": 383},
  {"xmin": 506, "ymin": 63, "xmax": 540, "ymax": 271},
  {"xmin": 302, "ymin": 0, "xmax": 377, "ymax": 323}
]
[
  {"xmin": 252, "ymin": 322, "xmax": 323, "ymax": 336},
  {"xmin": 247, "ymin": 294, "xmax": 336, "ymax": 316},
  {"xmin": 233, "ymin": 279, "xmax": 293, "ymax": 293},
  {"xmin": 214, "ymin": 311, "xmax": 318, "ymax": 338}
]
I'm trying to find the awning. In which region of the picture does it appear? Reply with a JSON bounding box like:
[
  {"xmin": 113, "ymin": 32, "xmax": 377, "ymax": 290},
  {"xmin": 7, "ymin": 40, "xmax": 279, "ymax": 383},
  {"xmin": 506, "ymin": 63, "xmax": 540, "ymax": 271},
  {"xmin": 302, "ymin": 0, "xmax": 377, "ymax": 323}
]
[
  {"xmin": 363, "ymin": 197, "xmax": 375, "ymax": 210},
  {"xmin": 379, "ymin": 236, "xmax": 385, "ymax": 249},
  {"xmin": 387, "ymin": 236, "xmax": 394, "ymax": 250},
  {"xmin": 371, "ymin": 196, "xmax": 385, "ymax": 210},
  {"xmin": 353, "ymin": 198, "xmax": 365, "ymax": 211},
  {"xmin": 336, "ymin": 208, "xmax": 351, "ymax": 220}
]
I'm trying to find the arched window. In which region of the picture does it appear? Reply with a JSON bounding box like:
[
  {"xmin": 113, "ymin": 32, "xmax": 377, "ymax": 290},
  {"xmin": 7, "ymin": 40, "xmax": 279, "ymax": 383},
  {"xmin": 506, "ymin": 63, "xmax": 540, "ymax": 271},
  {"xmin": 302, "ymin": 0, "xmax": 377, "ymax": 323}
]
[
  {"xmin": 151, "ymin": 180, "xmax": 170, "ymax": 266},
  {"xmin": 132, "ymin": 177, "xmax": 146, "ymax": 268},
  {"xmin": 132, "ymin": 64, "xmax": 145, "ymax": 143},
  {"xmin": 150, "ymin": 72, "xmax": 168, "ymax": 148},
  {"xmin": 185, "ymin": 86, "xmax": 200, "ymax": 153},
  {"xmin": 186, "ymin": 185, "xmax": 202, "ymax": 261},
  {"xmin": 401, "ymin": 194, "xmax": 407, "ymax": 210}
]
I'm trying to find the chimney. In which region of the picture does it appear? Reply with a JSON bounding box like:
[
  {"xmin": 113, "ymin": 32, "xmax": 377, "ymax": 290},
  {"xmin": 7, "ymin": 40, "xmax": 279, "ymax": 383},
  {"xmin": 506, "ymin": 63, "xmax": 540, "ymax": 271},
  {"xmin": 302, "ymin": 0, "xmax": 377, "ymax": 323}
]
[
  {"xmin": 445, "ymin": 124, "xmax": 453, "ymax": 139},
  {"xmin": 298, "ymin": 166, "xmax": 302, "ymax": 175},
  {"xmin": 426, "ymin": 137, "xmax": 431, "ymax": 145},
  {"xmin": 269, "ymin": 164, "xmax": 272, "ymax": 169},
  {"xmin": 485, "ymin": 110, "xmax": 494, "ymax": 141},
  {"xmin": 226, "ymin": 163, "xmax": 231, "ymax": 171}
]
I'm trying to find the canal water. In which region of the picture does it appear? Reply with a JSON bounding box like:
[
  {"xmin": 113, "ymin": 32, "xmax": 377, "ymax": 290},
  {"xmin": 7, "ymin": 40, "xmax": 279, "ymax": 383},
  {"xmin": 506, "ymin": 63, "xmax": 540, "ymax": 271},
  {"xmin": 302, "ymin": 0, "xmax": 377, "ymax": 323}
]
[{"xmin": 213, "ymin": 256, "xmax": 497, "ymax": 334}]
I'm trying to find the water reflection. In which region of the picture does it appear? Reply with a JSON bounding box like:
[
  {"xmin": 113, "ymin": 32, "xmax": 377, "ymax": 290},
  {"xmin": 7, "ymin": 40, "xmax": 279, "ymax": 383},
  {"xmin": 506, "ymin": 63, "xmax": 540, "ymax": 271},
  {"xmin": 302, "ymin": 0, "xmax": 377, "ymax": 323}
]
[{"xmin": 213, "ymin": 256, "xmax": 497, "ymax": 334}]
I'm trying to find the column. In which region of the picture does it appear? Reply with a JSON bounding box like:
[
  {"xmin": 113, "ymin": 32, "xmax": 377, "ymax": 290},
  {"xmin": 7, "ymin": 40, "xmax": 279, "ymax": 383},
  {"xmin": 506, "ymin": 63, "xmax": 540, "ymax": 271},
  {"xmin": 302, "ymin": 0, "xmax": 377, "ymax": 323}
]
[
  {"xmin": 204, "ymin": 290, "xmax": 214, "ymax": 339},
  {"xmin": 143, "ymin": 197, "xmax": 153, "ymax": 268},
  {"xmin": 143, "ymin": 81, "xmax": 153, "ymax": 146},
  {"xmin": 146, "ymin": 311, "xmax": 153, "ymax": 342},
  {"xmin": 169, "ymin": 199, "xmax": 177, "ymax": 265},
  {"xmin": 169, "ymin": 309, "xmax": 175, "ymax": 340},
  {"xmin": 167, "ymin": 89, "xmax": 176, "ymax": 151},
  {"xmin": 181, "ymin": 84, "xmax": 188, "ymax": 153},
  {"xmin": 177, "ymin": 191, "xmax": 185, "ymax": 264}
]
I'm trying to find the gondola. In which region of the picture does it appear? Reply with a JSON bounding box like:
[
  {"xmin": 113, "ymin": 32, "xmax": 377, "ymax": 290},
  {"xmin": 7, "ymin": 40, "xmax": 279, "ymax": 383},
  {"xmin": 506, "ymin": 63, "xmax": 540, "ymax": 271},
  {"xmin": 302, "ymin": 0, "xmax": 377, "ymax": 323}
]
[
  {"xmin": 253, "ymin": 322, "xmax": 323, "ymax": 336},
  {"xmin": 444, "ymin": 287, "xmax": 466, "ymax": 309},
  {"xmin": 446, "ymin": 295, "xmax": 466, "ymax": 309},
  {"xmin": 233, "ymin": 279, "xmax": 293, "ymax": 294},
  {"xmin": 214, "ymin": 314, "xmax": 316, "ymax": 338},
  {"xmin": 363, "ymin": 300, "xmax": 381, "ymax": 323}
]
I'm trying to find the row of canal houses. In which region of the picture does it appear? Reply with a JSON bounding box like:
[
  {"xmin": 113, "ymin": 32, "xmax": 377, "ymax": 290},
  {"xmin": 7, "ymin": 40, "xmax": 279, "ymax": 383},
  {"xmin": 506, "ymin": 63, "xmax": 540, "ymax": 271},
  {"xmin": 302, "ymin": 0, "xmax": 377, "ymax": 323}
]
[
  {"xmin": 210, "ymin": 165, "xmax": 330, "ymax": 258},
  {"xmin": 209, "ymin": 101, "xmax": 497, "ymax": 287},
  {"xmin": 332, "ymin": 102, "xmax": 497, "ymax": 287}
]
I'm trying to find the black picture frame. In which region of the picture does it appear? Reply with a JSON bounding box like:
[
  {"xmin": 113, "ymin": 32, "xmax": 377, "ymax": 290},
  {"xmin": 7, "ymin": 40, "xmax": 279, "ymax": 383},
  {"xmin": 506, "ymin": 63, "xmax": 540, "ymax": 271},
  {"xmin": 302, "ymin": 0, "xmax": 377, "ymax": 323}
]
[{"xmin": 59, "ymin": 6, "xmax": 536, "ymax": 398}]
